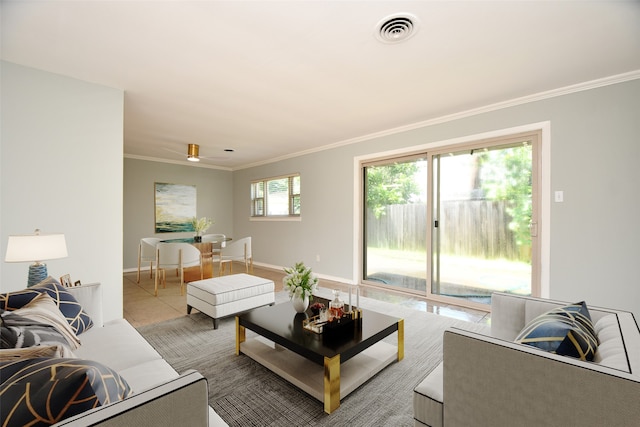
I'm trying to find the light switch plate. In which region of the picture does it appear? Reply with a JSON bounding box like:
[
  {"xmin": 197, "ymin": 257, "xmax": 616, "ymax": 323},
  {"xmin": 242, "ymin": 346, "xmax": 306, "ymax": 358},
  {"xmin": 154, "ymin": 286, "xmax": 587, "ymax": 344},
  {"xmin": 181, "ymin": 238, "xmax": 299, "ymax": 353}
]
[{"xmin": 555, "ymin": 191, "xmax": 564, "ymax": 202}]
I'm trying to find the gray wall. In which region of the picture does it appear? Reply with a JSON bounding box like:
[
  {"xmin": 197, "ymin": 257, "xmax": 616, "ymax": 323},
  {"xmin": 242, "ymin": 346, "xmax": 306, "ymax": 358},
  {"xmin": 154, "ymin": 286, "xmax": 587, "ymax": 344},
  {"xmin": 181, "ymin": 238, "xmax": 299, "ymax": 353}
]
[
  {"xmin": 232, "ymin": 149, "xmax": 356, "ymax": 280},
  {"xmin": 0, "ymin": 61, "xmax": 124, "ymax": 321},
  {"xmin": 123, "ymin": 158, "xmax": 233, "ymax": 269},
  {"xmin": 232, "ymin": 79, "xmax": 640, "ymax": 318}
]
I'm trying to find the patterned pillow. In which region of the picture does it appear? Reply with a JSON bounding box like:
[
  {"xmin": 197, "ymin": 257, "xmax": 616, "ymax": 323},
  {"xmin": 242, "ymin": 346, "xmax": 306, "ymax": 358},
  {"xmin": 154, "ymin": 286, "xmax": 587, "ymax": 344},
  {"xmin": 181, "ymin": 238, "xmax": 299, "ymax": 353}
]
[
  {"xmin": 554, "ymin": 301, "xmax": 597, "ymax": 340},
  {"xmin": 0, "ymin": 357, "xmax": 132, "ymax": 426},
  {"xmin": 515, "ymin": 302, "xmax": 598, "ymax": 361},
  {"xmin": 0, "ymin": 277, "xmax": 93, "ymax": 335},
  {"xmin": 1, "ymin": 293, "xmax": 81, "ymax": 350}
]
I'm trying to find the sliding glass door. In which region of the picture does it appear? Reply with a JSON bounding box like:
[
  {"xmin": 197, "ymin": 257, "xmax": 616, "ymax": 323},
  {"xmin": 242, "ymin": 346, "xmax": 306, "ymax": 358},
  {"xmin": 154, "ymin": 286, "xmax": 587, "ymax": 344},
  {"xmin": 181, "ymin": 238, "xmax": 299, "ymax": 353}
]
[
  {"xmin": 362, "ymin": 132, "xmax": 540, "ymax": 309},
  {"xmin": 430, "ymin": 137, "xmax": 538, "ymax": 306},
  {"xmin": 363, "ymin": 155, "xmax": 428, "ymax": 293}
]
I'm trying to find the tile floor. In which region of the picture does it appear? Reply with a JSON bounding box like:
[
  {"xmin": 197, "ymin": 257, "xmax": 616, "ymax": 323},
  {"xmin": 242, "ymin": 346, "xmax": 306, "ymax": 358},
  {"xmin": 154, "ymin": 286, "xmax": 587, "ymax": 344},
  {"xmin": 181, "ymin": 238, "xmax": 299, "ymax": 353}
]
[{"xmin": 123, "ymin": 261, "xmax": 491, "ymax": 328}]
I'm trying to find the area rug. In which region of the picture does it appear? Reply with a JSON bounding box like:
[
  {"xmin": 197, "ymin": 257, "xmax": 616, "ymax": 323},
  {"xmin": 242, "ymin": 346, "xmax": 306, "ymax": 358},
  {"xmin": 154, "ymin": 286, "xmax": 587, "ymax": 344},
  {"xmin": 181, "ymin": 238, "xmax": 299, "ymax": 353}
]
[{"xmin": 137, "ymin": 289, "xmax": 489, "ymax": 426}]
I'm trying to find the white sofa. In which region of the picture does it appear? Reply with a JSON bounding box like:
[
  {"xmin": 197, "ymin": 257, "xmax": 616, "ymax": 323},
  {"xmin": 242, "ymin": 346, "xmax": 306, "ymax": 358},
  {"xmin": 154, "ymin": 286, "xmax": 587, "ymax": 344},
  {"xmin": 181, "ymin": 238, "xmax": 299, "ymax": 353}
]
[
  {"xmin": 54, "ymin": 283, "xmax": 228, "ymax": 426},
  {"xmin": 414, "ymin": 292, "xmax": 640, "ymax": 427}
]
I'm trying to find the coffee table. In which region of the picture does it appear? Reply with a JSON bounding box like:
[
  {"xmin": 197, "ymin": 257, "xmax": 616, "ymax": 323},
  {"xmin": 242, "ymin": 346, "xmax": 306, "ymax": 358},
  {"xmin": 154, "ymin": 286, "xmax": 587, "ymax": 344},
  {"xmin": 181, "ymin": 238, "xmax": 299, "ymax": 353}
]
[{"xmin": 235, "ymin": 297, "xmax": 404, "ymax": 413}]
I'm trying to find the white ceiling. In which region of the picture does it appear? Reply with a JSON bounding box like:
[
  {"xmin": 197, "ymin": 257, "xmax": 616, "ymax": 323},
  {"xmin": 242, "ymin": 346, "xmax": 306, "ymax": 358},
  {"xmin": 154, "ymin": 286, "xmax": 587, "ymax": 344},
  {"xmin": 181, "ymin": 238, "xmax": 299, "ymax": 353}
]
[{"xmin": 2, "ymin": 1, "xmax": 640, "ymax": 170}]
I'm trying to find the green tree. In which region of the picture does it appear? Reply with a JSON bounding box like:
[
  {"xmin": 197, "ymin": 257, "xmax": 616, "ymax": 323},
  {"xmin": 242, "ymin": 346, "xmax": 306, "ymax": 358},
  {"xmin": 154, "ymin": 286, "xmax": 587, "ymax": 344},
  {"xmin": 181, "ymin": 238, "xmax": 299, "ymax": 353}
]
[
  {"xmin": 366, "ymin": 162, "xmax": 420, "ymax": 218},
  {"xmin": 478, "ymin": 145, "xmax": 532, "ymax": 254}
]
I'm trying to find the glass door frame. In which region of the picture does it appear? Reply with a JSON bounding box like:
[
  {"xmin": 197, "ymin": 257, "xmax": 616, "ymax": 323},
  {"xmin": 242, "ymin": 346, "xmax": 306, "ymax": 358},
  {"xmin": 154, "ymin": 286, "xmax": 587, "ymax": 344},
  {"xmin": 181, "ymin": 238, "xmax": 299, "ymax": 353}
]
[
  {"xmin": 426, "ymin": 131, "xmax": 541, "ymax": 311},
  {"xmin": 355, "ymin": 125, "xmax": 548, "ymax": 312},
  {"xmin": 361, "ymin": 152, "xmax": 428, "ymax": 296}
]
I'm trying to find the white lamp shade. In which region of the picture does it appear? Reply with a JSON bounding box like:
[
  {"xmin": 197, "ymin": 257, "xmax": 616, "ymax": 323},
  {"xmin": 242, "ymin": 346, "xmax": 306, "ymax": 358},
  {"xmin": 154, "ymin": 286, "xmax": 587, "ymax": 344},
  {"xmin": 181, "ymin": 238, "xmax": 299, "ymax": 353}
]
[{"xmin": 5, "ymin": 233, "xmax": 68, "ymax": 262}]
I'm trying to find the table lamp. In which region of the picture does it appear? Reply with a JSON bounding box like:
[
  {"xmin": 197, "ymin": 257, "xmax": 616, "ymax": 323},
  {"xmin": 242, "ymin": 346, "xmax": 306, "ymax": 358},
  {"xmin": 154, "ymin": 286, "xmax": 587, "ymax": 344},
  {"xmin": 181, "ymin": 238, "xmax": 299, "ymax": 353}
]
[{"xmin": 5, "ymin": 229, "xmax": 68, "ymax": 287}]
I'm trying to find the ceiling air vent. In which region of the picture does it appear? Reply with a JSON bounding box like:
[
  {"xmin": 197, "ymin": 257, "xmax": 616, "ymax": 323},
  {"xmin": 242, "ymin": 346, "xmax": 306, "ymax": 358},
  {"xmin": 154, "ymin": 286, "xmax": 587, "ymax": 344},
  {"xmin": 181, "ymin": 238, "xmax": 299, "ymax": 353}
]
[{"xmin": 375, "ymin": 13, "xmax": 419, "ymax": 44}]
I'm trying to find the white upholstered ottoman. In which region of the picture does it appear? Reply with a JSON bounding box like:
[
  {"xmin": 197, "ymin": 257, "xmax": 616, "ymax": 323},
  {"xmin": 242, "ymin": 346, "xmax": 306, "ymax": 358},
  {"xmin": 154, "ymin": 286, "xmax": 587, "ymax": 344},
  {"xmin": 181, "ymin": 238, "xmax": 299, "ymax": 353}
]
[{"xmin": 186, "ymin": 273, "xmax": 275, "ymax": 329}]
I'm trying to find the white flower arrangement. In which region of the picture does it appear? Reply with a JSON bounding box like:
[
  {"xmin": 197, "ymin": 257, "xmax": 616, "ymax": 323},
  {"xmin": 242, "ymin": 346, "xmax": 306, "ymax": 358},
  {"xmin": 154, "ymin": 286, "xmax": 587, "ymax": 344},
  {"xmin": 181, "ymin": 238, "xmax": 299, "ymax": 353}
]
[
  {"xmin": 283, "ymin": 262, "xmax": 318, "ymax": 301},
  {"xmin": 191, "ymin": 216, "xmax": 213, "ymax": 235}
]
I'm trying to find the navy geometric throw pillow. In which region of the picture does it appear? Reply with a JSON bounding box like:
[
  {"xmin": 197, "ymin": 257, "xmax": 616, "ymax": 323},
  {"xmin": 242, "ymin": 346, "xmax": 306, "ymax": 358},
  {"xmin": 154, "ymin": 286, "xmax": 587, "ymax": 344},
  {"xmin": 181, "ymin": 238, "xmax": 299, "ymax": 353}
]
[
  {"xmin": 0, "ymin": 277, "xmax": 93, "ymax": 335},
  {"xmin": 515, "ymin": 302, "xmax": 598, "ymax": 361},
  {"xmin": 0, "ymin": 357, "xmax": 132, "ymax": 426}
]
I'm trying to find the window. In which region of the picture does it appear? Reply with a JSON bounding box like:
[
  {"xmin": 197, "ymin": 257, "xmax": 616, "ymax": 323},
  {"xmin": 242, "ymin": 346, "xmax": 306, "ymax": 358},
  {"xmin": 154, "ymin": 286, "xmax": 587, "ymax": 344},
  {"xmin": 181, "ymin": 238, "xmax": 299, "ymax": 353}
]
[{"xmin": 251, "ymin": 174, "xmax": 300, "ymax": 217}]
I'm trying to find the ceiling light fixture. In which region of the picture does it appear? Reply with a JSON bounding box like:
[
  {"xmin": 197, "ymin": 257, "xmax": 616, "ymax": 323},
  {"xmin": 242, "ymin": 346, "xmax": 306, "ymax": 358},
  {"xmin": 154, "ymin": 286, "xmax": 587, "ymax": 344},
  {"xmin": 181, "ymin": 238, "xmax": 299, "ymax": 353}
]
[
  {"xmin": 375, "ymin": 13, "xmax": 419, "ymax": 44},
  {"xmin": 187, "ymin": 143, "xmax": 200, "ymax": 162}
]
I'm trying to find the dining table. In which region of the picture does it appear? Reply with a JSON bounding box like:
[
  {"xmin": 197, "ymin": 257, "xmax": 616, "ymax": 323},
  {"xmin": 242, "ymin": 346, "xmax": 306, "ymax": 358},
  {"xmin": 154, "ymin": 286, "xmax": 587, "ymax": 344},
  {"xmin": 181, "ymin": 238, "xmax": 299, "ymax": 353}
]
[
  {"xmin": 159, "ymin": 236, "xmax": 232, "ymax": 279},
  {"xmin": 160, "ymin": 236, "xmax": 231, "ymax": 251},
  {"xmin": 159, "ymin": 236, "xmax": 232, "ymax": 244}
]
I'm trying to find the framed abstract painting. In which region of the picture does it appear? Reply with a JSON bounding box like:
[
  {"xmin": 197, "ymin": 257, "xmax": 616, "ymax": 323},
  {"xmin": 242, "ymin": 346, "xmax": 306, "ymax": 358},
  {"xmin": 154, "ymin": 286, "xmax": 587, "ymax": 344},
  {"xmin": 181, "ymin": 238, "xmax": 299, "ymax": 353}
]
[{"xmin": 154, "ymin": 182, "xmax": 196, "ymax": 233}]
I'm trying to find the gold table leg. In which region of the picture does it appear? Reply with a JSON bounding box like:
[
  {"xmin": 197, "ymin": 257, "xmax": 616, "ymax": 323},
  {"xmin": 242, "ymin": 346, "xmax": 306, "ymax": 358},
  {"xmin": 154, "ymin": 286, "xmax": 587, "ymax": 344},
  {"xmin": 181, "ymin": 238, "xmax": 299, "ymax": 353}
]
[
  {"xmin": 398, "ymin": 318, "xmax": 404, "ymax": 361},
  {"xmin": 235, "ymin": 317, "xmax": 245, "ymax": 356},
  {"xmin": 324, "ymin": 355, "xmax": 340, "ymax": 414}
]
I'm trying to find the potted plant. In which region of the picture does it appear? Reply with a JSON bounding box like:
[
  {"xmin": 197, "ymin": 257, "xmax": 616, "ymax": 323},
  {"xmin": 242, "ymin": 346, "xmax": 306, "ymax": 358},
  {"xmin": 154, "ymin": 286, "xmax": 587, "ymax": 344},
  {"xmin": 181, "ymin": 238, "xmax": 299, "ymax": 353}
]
[
  {"xmin": 191, "ymin": 216, "xmax": 212, "ymax": 242},
  {"xmin": 283, "ymin": 261, "xmax": 318, "ymax": 313}
]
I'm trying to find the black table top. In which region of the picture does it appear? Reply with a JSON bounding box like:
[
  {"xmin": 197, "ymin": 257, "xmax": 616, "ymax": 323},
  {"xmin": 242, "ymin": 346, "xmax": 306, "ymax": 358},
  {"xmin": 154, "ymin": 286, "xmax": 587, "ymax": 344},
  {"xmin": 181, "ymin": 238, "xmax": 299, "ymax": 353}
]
[{"xmin": 238, "ymin": 296, "xmax": 401, "ymax": 365}]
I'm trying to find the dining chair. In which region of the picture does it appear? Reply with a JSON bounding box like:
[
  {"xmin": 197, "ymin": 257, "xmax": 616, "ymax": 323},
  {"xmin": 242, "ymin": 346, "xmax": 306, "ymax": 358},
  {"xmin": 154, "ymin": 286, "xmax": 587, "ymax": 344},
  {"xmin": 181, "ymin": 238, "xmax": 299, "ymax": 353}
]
[
  {"xmin": 219, "ymin": 236, "xmax": 252, "ymax": 276},
  {"xmin": 154, "ymin": 242, "xmax": 203, "ymax": 296},
  {"xmin": 137, "ymin": 237, "xmax": 161, "ymax": 283},
  {"xmin": 201, "ymin": 234, "xmax": 226, "ymax": 260}
]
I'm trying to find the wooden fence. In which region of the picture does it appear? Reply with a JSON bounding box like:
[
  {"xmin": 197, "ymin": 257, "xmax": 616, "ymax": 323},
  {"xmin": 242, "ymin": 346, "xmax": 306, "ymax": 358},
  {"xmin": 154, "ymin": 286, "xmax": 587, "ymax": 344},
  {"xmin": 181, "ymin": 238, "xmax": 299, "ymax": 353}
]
[{"xmin": 366, "ymin": 201, "xmax": 519, "ymax": 259}]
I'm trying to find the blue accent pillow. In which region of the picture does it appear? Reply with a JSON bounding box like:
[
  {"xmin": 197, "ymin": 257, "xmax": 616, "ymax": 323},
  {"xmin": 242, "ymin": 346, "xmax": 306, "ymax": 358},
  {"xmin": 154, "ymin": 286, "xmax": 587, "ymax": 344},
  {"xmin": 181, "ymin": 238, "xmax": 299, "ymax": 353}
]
[
  {"xmin": 0, "ymin": 277, "xmax": 93, "ymax": 335},
  {"xmin": 0, "ymin": 357, "xmax": 132, "ymax": 426},
  {"xmin": 515, "ymin": 302, "xmax": 598, "ymax": 361}
]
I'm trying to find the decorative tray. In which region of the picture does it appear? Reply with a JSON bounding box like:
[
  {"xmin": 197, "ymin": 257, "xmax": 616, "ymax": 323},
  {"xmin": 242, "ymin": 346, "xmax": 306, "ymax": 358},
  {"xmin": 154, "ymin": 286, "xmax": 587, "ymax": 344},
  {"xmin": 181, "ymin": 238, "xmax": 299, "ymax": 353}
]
[
  {"xmin": 302, "ymin": 315, "xmax": 326, "ymax": 334},
  {"xmin": 303, "ymin": 314, "xmax": 354, "ymax": 336}
]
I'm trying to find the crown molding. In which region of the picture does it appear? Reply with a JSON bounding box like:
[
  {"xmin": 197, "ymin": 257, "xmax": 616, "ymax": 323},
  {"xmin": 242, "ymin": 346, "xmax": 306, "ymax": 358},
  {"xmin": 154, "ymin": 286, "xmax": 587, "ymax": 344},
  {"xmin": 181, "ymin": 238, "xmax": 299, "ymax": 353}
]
[
  {"xmin": 234, "ymin": 70, "xmax": 640, "ymax": 171},
  {"xmin": 124, "ymin": 154, "xmax": 233, "ymax": 171},
  {"xmin": 124, "ymin": 70, "xmax": 640, "ymax": 172}
]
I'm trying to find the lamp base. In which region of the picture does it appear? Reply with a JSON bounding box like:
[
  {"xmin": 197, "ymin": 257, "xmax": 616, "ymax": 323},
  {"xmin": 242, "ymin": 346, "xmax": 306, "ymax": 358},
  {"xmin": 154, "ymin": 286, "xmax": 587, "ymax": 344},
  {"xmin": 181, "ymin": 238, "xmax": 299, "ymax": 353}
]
[{"xmin": 27, "ymin": 263, "xmax": 48, "ymax": 287}]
